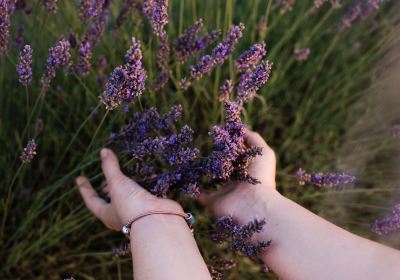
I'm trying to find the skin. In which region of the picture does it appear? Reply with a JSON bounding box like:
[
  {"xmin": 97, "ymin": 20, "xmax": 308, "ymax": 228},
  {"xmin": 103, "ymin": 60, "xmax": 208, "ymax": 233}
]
[
  {"xmin": 78, "ymin": 130, "xmax": 400, "ymax": 280},
  {"xmin": 77, "ymin": 148, "xmax": 211, "ymax": 280},
  {"xmin": 199, "ymin": 129, "xmax": 400, "ymax": 280}
]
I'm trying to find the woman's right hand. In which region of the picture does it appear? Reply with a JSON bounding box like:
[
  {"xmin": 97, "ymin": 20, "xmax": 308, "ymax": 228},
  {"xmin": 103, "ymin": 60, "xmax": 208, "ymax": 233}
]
[{"xmin": 198, "ymin": 129, "xmax": 280, "ymax": 225}]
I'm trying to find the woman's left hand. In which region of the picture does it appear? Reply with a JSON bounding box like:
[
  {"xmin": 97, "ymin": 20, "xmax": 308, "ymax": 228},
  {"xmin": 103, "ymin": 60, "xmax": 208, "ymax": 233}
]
[{"xmin": 77, "ymin": 148, "xmax": 183, "ymax": 231}]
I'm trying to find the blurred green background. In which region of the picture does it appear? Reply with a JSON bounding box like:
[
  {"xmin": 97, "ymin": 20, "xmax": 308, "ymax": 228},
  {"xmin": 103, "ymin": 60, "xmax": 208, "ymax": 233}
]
[{"xmin": 1, "ymin": 0, "xmax": 400, "ymax": 278}]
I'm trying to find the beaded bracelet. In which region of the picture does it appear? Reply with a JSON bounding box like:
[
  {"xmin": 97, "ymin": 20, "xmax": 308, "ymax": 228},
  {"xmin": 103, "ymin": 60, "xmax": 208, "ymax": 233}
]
[{"xmin": 121, "ymin": 210, "xmax": 196, "ymax": 237}]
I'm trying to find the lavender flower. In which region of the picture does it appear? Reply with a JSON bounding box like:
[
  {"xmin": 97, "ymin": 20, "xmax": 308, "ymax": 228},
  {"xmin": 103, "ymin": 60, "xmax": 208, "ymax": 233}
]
[
  {"xmin": 150, "ymin": 70, "xmax": 170, "ymax": 92},
  {"xmin": 99, "ymin": 37, "xmax": 146, "ymax": 110},
  {"xmin": 371, "ymin": 203, "xmax": 400, "ymax": 235},
  {"xmin": 17, "ymin": 44, "xmax": 33, "ymax": 86},
  {"xmin": 190, "ymin": 23, "xmax": 244, "ymax": 80},
  {"xmin": 212, "ymin": 215, "xmax": 270, "ymax": 257},
  {"xmin": 20, "ymin": 139, "xmax": 37, "ymax": 163},
  {"xmin": 294, "ymin": 47, "xmax": 311, "ymax": 61},
  {"xmin": 81, "ymin": 9, "xmax": 109, "ymax": 45},
  {"xmin": 175, "ymin": 19, "xmax": 221, "ymax": 63},
  {"xmin": 295, "ymin": 168, "xmax": 356, "ymax": 188},
  {"xmin": 389, "ymin": 125, "xmax": 400, "ymax": 138},
  {"xmin": 236, "ymin": 60, "xmax": 273, "ymax": 104},
  {"xmin": 75, "ymin": 40, "xmax": 92, "ymax": 75},
  {"xmin": 0, "ymin": 0, "xmax": 16, "ymax": 55},
  {"xmin": 41, "ymin": 37, "xmax": 72, "ymax": 91},
  {"xmin": 14, "ymin": 25, "xmax": 24, "ymax": 49},
  {"xmin": 79, "ymin": 0, "xmax": 103, "ymax": 21},
  {"xmin": 112, "ymin": 242, "xmax": 131, "ymax": 257},
  {"xmin": 219, "ymin": 79, "xmax": 233, "ymax": 102},
  {"xmin": 156, "ymin": 30, "xmax": 170, "ymax": 68},
  {"xmin": 43, "ymin": 0, "xmax": 58, "ymax": 13},
  {"xmin": 208, "ymin": 257, "xmax": 237, "ymax": 280},
  {"xmin": 341, "ymin": 2, "xmax": 362, "ymax": 28},
  {"xmin": 234, "ymin": 42, "xmax": 266, "ymax": 73},
  {"xmin": 142, "ymin": 0, "xmax": 168, "ymax": 37}
]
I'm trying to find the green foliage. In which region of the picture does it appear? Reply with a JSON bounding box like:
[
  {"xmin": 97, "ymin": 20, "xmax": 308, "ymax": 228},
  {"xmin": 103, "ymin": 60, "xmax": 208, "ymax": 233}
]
[{"xmin": 1, "ymin": 0, "xmax": 399, "ymax": 279}]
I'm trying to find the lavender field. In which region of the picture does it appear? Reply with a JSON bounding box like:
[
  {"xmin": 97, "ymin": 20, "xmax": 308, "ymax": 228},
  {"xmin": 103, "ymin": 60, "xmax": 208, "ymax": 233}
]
[{"xmin": 1, "ymin": 0, "xmax": 400, "ymax": 279}]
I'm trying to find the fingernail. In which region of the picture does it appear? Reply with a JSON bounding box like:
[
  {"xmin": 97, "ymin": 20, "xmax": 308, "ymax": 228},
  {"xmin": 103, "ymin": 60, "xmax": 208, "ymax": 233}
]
[{"xmin": 100, "ymin": 148, "xmax": 108, "ymax": 159}]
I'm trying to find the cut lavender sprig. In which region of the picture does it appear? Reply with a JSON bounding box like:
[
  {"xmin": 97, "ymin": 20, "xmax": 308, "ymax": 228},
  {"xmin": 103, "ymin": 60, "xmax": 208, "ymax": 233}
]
[
  {"xmin": 17, "ymin": 44, "xmax": 33, "ymax": 86},
  {"xmin": 142, "ymin": 0, "xmax": 168, "ymax": 37},
  {"xmin": 234, "ymin": 42, "xmax": 266, "ymax": 73},
  {"xmin": 99, "ymin": 37, "xmax": 146, "ymax": 110},
  {"xmin": 296, "ymin": 168, "xmax": 356, "ymax": 188},
  {"xmin": 20, "ymin": 139, "xmax": 37, "ymax": 164},
  {"xmin": 175, "ymin": 19, "xmax": 221, "ymax": 63},
  {"xmin": 41, "ymin": 37, "xmax": 72, "ymax": 91},
  {"xmin": 219, "ymin": 79, "xmax": 233, "ymax": 102},
  {"xmin": 212, "ymin": 215, "xmax": 270, "ymax": 257},
  {"xmin": 189, "ymin": 23, "xmax": 244, "ymax": 80},
  {"xmin": 371, "ymin": 203, "xmax": 400, "ymax": 235},
  {"xmin": 294, "ymin": 48, "xmax": 310, "ymax": 61},
  {"xmin": 236, "ymin": 60, "xmax": 273, "ymax": 104}
]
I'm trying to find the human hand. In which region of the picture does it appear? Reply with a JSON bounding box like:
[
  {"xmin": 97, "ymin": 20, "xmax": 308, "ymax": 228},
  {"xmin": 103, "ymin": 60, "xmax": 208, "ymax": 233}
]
[
  {"xmin": 198, "ymin": 129, "xmax": 279, "ymax": 225},
  {"xmin": 77, "ymin": 148, "xmax": 183, "ymax": 231}
]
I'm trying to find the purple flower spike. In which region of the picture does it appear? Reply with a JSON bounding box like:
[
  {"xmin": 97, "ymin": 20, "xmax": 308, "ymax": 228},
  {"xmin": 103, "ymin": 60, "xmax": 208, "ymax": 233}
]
[
  {"xmin": 294, "ymin": 48, "xmax": 310, "ymax": 61},
  {"xmin": 142, "ymin": 0, "xmax": 169, "ymax": 37},
  {"xmin": 371, "ymin": 203, "xmax": 400, "ymax": 235},
  {"xmin": 296, "ymin": 168, "xmax": 356, "ymax": 188},
  {"xmin": 20, "ymin": 139, "xmax": 37, "ymax": 163},
  {"xmin": 175, "ymin": 19, "xmax": 221, "ymax": 63},
  {"xmin": 0, "ymin": 0, "xmax": 16, "ymax": 55},
  {"xmin": 189, "ymin": 23, "xmax": 244, "ymax": 80},
  {"xmin": 236, "ymin": 60, "xmax": 272, "ymax": 104},
  {"xmin": 156, "ymin": 30, "xmax": 171, "ymax": 68},
  {"xmin": 212, "ymin": 215, "xmax": 270, "ymax": 257},
  {"xmin": 79, "ymin": 0, "xmax": 104, "ymax": 21},
  {"xmin": 41, "ymin": 37, "xmax": 72, "ymax": 91},
  {"xmin": 219, "ymin": 79, "xmax": 233, "ymax": 102},
  {"xmin": 99, "ymin": 37, "xmax": 146, "ymax": 110},
  {"xmin": 17, "ymin": 45, "xmax": 33, "ymax": 86},
  {"xmin": 234, "ymin": 42, "xmax": 266, "ymax": 73},
  {"xmin": 76, "ymin": 40, "xmax": 92, "ymax": 75},
  {"xmin": 150, "ymin": 70, "xmax": 170, "ymax": 92}
]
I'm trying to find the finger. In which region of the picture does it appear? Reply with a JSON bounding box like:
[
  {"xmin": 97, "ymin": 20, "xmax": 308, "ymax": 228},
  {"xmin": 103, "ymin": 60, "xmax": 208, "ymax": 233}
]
[
  {"xmin": 244, "ymin": 128, "xmax": 268, "ymax": 148},
  {"xmin": 101, "ymin": 180, "xmax": 109, "ymax": 194},
  {"xmin": 77, "ymin": 176, "xmax": 109, "ymax": 221},
  {"xmin": 100, "ymin": 148, "xmax": 125, "ymax": 183}
]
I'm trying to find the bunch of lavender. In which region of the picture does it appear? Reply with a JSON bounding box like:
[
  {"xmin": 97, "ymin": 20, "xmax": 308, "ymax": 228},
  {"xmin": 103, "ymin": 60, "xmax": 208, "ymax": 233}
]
[
  {"xmin": 40, "ymin": 37, "xmax": 72, "ymax": 91},
  {"xmin": 295, "ymin": 168, "xmax": 356, "ymax": 188},
  {"xmin": 204, "ymin": 102, "xmax": 263, "ymax": 184},
  {"xmin": 99, "ymin": 37, "xmax": 146, "ymax": 110},
  {"xmin": 17, "ymin": 44, "xmax": 33, "ymax": 86},
  {"xmin": 20, "ymin": 139, "xmax": 37, "ymax": 163},
  {"xmin": 189, "ymin": 23, "xmax": 245, "ymax": 80},
  {"xmin": 371, "ymin": 203, "xmax": 400, "ymax": 235},
  {"xmin": 118, "ymin": 105, "xmax": 201, "ymax": 197},
  {"xmin": 212, "ymin": 215, "xmax": 270, "ymax": 257},
  {"xmin": 76, "ymin": 8, "xmax": 109, "ymax": 75},
  {"xmin": 43, "ymin": 0, "xmax": 58, "ymax": 13},
  {"xmin": 174, "ymin": 19, "xmax": 221, "ymax": 63},
  {"xmin": 0, "ymin": 0, "xmax": 16, "ymax": 55},
  {"xmin": 234, "ymin": 43, "xmax": 266, "ymax": 73},
  {"xmin": 79, "ymin": 0, "xmax": 104, "ymax": 21},
  {"xmin": 294, "ymin": 48, "xmax": 311, "ymax": 61}
]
